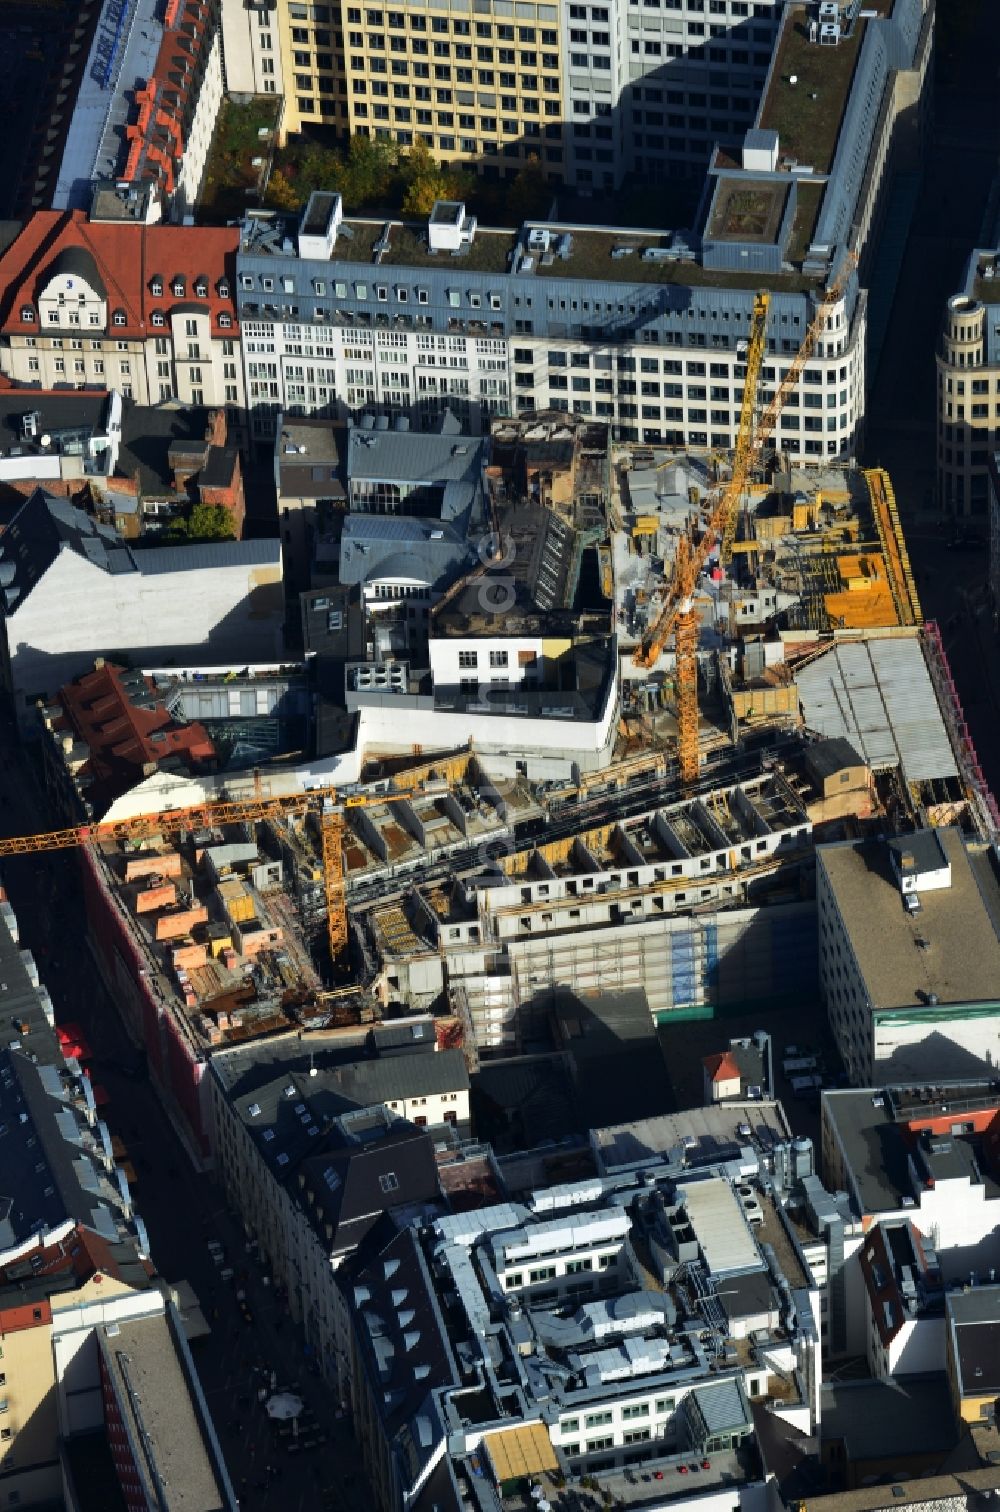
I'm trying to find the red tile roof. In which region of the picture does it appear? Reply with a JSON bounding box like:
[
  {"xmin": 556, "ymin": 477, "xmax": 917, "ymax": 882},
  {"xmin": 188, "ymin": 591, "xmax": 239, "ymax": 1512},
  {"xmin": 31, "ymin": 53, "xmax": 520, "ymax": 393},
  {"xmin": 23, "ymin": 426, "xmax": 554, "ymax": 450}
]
[
  {"xmin": 54, "ymin": 660, "xmax": 216, "ymax": 817},
  {"xmin": 0, "ymin": 210, "xmax": 239, "ymax": 341},
  {"xmin": 123, "ymin": 0, "xmax": 219, "ymax": 197},
  {"xmin": 704, "ymin": 1050, "xmax": 742, "ymax": 1083}
]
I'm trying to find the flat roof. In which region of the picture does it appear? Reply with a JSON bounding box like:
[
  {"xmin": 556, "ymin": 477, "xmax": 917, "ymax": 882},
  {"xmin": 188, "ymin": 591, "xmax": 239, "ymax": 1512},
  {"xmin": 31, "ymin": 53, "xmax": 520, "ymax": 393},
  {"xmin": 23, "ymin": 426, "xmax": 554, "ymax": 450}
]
[
  {"xmin": 820, "ymin": 1375, "xmax": 957, "ymax": 1462},
  {"xmin": 948, "ymin": 1286, "xmax": 1000, "ymax": 1396},
  {"xmin": 679, "ymin": 1175, "xmax": 762, "ymax": 1277},
  {"xmin": 822, "ymin": 1081, "xmax": 1000, "ymax": 1216},
  {"xmin": 102, "ymin": 1313, "xmax": 231, "ymax": 1510},
  {"xmin": 321, "ymin": 219, "xmax": 817, "ymax": 293},
  {"xmin": 818, "ymin": 827, "xmax": 1000, "ymax": 1011},
  {"xmin": 593, "ymin": 1102, "xmax": 791, "ymax": 1174},
  {"xmin": 797, "ymin": 636, "xmax": 958, "ymax": 783},
  {"xmin": 759, "ymin": 6, "xmax": 869, "ymax": 174}
]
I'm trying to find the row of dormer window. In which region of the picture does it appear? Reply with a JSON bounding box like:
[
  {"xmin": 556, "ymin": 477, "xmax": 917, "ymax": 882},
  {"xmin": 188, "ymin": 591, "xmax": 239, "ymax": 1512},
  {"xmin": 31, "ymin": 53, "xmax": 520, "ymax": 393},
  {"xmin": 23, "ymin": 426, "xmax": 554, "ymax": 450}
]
[
  {"xmin": 239, "ymin": 271, "xmax": 504, "ymax": 311},
  {"xmin": 20, "ymin": 305, "xmax": 232, "ymax": 329},
  {"xmin": 148, "ymin": 274, "xmax": 230, "ymax": 299}
]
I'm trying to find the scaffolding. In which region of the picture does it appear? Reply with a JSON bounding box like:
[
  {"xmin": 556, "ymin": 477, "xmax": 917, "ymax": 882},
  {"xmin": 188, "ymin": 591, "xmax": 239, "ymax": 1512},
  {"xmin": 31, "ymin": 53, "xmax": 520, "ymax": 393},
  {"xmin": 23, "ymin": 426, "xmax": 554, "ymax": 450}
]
[{"xmin": 922, "ymin": 621, "xmax": 1000, "ymax": 844}]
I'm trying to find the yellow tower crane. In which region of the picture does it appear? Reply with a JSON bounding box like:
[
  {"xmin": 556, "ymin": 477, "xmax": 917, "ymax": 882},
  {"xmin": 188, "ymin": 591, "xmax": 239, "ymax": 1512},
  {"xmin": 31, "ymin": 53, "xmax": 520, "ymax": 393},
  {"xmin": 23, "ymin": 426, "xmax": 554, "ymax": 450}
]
[
  {"xmin": 632, "ymin": 252, "xmax": 859, "ymax": 785},
  {"xmin": 0, "ymin": 781, "xmax": 430, "ymax": 971}
]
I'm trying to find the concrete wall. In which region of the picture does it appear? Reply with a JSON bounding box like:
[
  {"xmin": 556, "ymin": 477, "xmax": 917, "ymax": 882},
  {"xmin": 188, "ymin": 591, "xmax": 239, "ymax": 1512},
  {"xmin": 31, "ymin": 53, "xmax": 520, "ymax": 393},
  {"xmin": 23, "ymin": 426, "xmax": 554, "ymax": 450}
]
[
  {"xmin": 872, "ymin": 1002, "xmax": 1000, "ymax": 1082},
  {"xmin": 6, "ymin": 548, "xmax": 283, "ymax": 730},
  {"xmin": 177, "ymin": 27, "xmax": 224, "ymax": 218}
]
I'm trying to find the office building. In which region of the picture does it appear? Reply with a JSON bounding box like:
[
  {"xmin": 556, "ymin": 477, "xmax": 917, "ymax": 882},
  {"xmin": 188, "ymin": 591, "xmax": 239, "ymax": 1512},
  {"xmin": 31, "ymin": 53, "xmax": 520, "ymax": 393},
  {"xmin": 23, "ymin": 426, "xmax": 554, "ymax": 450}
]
[
  {"xmin": 237, "ymin": 189, "xmax": 869, "ymax": 453},
  {"xmin": 816, "ymin": 827, "xmax": 1000, "ymax": 1085},
  {"xmin": 936, "ymin": 249, "xmax": 1000, "ymax": 517},
  {"xmin": 0, "ymin": 209, "xmax": 244, "ymax": 410},
  {"xmin": 228, "ymin": 0, "xmax": 932, "ymax": 451},
  {"xmin": 209, "ymin": 1026, "xmax": 467, "ymax": 1388},
  {"xmin": 236, "ymin": 0, "xmax": 928, "ymax": 205},
  {"xmin": 342, "ymin": 1150, "xmax": 820, "ymax": 1512}
]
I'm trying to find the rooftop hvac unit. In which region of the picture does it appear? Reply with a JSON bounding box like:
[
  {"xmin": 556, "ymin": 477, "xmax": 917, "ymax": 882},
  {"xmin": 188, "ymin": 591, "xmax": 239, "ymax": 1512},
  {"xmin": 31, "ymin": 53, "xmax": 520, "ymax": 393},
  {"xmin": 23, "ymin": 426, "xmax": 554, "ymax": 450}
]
[{"xmin": 819, "ymin": 21, "xmax": 841, "ymax": 43}]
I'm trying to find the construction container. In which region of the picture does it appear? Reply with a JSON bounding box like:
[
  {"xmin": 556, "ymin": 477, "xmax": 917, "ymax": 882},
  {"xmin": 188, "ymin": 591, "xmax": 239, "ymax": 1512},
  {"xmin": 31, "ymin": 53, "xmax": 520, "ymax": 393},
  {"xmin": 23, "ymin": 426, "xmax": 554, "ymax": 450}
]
[
  {"xmin": 218, "ymin": 878, "xmax": 254, "ymax": 925},
  {"xmin": 155, "ymin": 905, "xmax": 209, "ymax": 941},
  {"xmin": 234, "ymin": 922, "xmax": 282, "ymax": 957},
  {"xmin": 126, "ymin": 852, "xmax": 182, "ymax": 881},
  {"xmin": 171, "ymin": 941, "xmax": 208, "ymax": 971},
  {"xmin": 207, "ymin": 926, "xmax": 234, "ymax": 959},
  {"xmin": 135, "ymin": 882, "xmax": 177, "ymax": 914}
]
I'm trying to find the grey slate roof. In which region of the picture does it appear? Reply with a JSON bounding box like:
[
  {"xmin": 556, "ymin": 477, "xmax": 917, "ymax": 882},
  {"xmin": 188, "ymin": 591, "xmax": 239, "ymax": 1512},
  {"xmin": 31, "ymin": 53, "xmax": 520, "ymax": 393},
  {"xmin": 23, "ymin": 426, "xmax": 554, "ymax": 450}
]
[
  {"xmin": 225, "ymin": 1045, "xmax": 468, "ymax": 1180},
  {"xmin": 130, "ymin": 539, "xmax": 281, "ymax": 575},
  {"xmin": 339, "ymin": 513, "xmax": 471, "ymax": 590},
  {"xmin": 346, "ymin": 1225, "xmax": 460, "ymax": 1438},
  {"xmin": 347, "ymin": 421, "xmax": 484, "ymax": 485},
  {"xmin": 299, "ymin": 1121, "xmax": 440, "ymax": 1257},
  {"xmin": 0, "ymin": 1049, "xmax": 113, "ymax": 1255}
]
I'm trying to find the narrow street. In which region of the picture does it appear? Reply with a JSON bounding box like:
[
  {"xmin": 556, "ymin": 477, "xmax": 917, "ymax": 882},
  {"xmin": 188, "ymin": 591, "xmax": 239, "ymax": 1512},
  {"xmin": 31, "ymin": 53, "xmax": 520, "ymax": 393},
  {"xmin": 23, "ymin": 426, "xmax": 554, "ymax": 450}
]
[
  {"xmin": 0, "ymin": 739, "xmax": 366, "ymax": 1512},
  {"xmin": 864, "ymin": 0, "xmax": 1000, "ymax": 791}
]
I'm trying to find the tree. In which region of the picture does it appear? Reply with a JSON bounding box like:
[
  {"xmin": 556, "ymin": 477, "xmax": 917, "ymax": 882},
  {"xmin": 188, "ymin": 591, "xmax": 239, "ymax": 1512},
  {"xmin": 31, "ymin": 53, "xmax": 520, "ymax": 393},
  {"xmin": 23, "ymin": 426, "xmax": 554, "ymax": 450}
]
[
  {"xmin": 165, "ymin": 503, "xmax": 235, "ymax": 542},
  {"xmin": 265, "ymin": 168, "xmax": 301, "ymax": 211},
  {"xmin": 400, "ymin": 138, "xmax": 448, "ymax": 217},
  {"xmin": 505, "ymin": 155, "xmax": 549, "ymax": 225},
  {"xmin": 341, "ymin": 134, "xmax": 396, "ymax": 207}
]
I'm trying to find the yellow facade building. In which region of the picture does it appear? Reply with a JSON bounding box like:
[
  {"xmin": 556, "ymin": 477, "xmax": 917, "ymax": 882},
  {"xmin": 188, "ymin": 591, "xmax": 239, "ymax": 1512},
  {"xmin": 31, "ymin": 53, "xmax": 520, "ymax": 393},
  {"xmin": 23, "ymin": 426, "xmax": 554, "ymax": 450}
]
[{"xmin": 273, "ymin": 0, "xmax": 564, "ymax": 177}]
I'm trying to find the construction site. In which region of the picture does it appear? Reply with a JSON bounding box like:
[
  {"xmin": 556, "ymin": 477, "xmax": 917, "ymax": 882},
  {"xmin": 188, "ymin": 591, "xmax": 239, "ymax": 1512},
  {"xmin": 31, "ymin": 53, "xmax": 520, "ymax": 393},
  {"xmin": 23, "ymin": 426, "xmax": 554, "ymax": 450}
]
[{"xmin": 0, "ymin": 253, "xmax": 994, "ymax": 1162}]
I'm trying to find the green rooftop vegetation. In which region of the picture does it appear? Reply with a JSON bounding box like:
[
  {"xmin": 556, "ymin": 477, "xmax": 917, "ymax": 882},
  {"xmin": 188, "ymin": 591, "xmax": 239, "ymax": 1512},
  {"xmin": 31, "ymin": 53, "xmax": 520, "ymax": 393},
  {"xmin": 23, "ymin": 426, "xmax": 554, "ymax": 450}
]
[
  {"xmin": 759, "ymin": 7, "xmax": 866, "ymax": 175},
  {"xmin": 786, "ymin": 179, "xmax": 827, "ymax": 263},
  {"xmin": 197, "ymin": 97, "xmax": 281, "ymax": 223}
]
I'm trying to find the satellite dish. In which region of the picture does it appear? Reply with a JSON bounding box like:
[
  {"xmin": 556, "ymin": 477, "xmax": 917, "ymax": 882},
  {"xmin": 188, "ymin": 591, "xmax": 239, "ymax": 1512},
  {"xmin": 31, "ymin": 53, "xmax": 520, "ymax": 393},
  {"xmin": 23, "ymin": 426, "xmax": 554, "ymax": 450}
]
[
  {"xmin": 789, "ymin": 73, "xmax": 798, "ymax": 84},
  {"xmin": 40, "ymin": 434, "xmax": 52, "ymax": 448}
]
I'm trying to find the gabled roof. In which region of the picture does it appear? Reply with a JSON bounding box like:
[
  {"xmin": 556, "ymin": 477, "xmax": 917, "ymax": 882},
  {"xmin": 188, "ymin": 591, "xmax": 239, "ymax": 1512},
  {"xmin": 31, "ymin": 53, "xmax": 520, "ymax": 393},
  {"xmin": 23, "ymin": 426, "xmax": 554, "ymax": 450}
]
[
  {"xmin": 704, "ymin": 1050, "xmax": 743, "ymax": 1083},
  {"xmin": 0, "ymin": 210, "xmax": 239, "ymax": 340},
  {"xmin": 299, "ymin": 1122, "xmax": 440, "ymax": 1257},
  {"xmin": 0, "ymin": 487, "xmax": 123, "ymax": 611}
]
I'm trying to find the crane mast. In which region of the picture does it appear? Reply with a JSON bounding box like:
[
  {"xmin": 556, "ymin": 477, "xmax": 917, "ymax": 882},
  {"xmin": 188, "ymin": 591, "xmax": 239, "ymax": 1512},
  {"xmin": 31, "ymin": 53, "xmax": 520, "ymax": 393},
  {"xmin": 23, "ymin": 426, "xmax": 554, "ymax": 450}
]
[
  {"xmin": 631, "ymin": 254, "xmax": 859, "ymax": 785},
  {"xmin": 0, "ymin": 782, "xmax": 425, "ymax": 971}
]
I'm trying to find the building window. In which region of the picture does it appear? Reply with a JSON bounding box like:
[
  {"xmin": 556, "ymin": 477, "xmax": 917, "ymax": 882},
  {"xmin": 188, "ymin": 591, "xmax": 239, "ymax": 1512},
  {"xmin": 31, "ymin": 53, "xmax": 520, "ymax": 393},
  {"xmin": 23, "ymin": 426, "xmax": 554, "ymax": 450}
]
[
  {"xmin": 172, "ymin": 278, "xmax": 185, "ymax": 296},
  {"xmin": 151, "ymin": 311, "xmax": 164, "ymax": 327},
  {"xmin": 219, "ymin": 312, "xmax": 232, "ymax": 328},
  {"xmin": 19, "ymin": 306, "xmax": 33, "ymax": 322},
  {"xmin": 489, "ymin": 649, "xmax": 508, "ymax": 668},
  {"xmin": 151, "ymin": 277, "xmax": 163, "ymax": 296},
  {"xmin": 113, "ymin": 310, "xmax": 126, "ymax": 326},
  {"xmin": 458, "ymin": 650, "xmax": 477, "ymax": 669}
]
